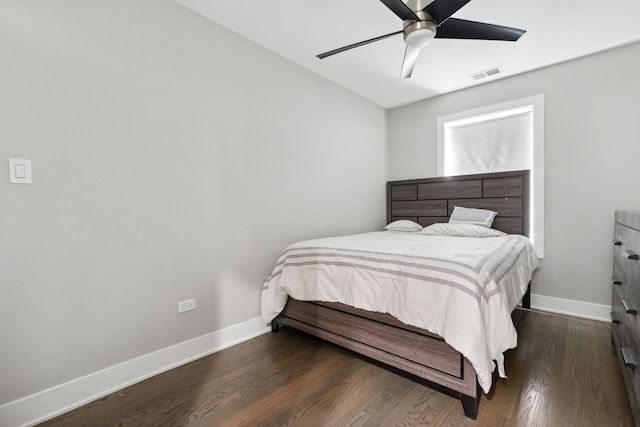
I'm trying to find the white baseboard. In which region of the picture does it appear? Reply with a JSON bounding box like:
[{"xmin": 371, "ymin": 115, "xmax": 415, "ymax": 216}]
[
  {"xmin": 530, "ymin": 293, "xmax": 611, "ymax": 322},
  {"xmin": 0, "ymin": 317, "xmax": 270, "ymax": 427}
]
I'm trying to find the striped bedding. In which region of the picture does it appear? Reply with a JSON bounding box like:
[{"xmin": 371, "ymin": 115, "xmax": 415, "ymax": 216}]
[{"xmin": 261, "ymin": 231, "xmax": 539, "ymax": 393}]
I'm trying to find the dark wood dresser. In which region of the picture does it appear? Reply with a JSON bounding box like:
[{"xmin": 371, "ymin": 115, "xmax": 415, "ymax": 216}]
[{"xmin": 612, "ymin": 210, "xmax": 640, "ymax": 424}]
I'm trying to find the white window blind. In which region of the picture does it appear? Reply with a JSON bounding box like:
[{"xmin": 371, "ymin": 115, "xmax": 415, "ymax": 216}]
[
  {"xmin": 444, "ymin": 110, "xmax": 532, "ymax": 175},
  {"xmin": 437, "ymin": 95, "xmax": 544, "ymax": 257}
]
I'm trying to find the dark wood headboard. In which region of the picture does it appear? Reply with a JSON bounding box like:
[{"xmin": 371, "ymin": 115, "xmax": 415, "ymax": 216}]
[{"xmin": 387, "ymin": 170, "xmax": 530, "ymax": 236}]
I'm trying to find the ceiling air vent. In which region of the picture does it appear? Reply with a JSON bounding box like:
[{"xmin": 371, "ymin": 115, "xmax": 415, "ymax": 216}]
[{"xmin": 470, "ymin": 66, "xmax": 504, "ymax": 81}]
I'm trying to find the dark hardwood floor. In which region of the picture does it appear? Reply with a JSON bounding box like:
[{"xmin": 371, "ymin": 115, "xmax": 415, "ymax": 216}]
[{"xmin": 39, "ymin": 309, "xmax": 633, "ymax": 426}]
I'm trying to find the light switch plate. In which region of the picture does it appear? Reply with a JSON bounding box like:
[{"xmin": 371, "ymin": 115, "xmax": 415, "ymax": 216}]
[{"xmin": 9, "ymin": 159, "xmax": 32, "ymax": 184}]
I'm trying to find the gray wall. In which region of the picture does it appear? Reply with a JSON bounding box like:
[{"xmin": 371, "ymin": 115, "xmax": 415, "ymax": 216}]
[
  {"xmin": 387, "ymin": 41, "xmax": 640, "ymax": 307},
  {"xmin": 0, "ymin": 1, "xmax": 386, "ymax": 405}
]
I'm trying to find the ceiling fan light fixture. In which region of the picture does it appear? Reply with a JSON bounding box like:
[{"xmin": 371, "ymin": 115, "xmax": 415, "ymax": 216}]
[{"xmin": 403, "ymin": 20, "xmax": 436, "ymax": 48}]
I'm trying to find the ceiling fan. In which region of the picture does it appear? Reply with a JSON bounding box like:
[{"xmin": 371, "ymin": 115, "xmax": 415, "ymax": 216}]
[{"xmin": 317, "ymin": 0, "xmax": 526, "ymax": 79}]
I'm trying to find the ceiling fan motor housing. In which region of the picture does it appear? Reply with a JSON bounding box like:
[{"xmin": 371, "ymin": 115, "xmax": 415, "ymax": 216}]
[{"xmin": 403, "ymin": 0, "xmax": 437, "ymax": 48}]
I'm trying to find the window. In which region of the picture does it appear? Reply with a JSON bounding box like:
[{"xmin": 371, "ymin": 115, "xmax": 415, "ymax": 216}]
[{"xmin": 437, "ymin": 95, "xmax": 544, "ymax": 257}]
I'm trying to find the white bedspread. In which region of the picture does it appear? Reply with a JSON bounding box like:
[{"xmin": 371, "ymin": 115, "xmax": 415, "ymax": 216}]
[{"xmin": 261, "ymin": 231, "xmax": 539, "ymax": 393}]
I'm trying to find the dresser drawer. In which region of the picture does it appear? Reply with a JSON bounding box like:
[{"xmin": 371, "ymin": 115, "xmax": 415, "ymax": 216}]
[
  {"xmin": 613, "ymin": 287, "xmax": 640, "ymax": 343},
  {"xmin": 616, "ymin": 322, "xmax": 640, "ymax": 415},
  {"xmin": 612, "ymin": 287, "xmax": 625, "ymax": 345},
  {"xmin": 612, "ymin": 275, "xmax": 640, "ymax": 320},
  {"xmin": 614, "ymin": 223, "xmax": 640, "ymax": 298}
]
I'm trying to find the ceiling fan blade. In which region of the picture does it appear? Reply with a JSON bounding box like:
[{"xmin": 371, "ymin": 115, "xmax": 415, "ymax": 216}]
[
  {"xmin": 435, "ymin": 18, "xmax": 525, "ymax": 41},
  {"xmin": 317, "ymin": 30, "xmax": 403, "ymax": 59},
  {"xmin": 424, "ymin": 0, "xmax": 472, "ymax": 25},
  {"xmin": 400, "ymin": 46, "xmax": 421, "ymax": 79},
  {"xmin": 380, "ymin": 0, "xmax": 420, "ymax": 21}
]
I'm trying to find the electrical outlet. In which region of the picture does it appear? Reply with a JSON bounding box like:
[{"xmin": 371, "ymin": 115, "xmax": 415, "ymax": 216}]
[{"xmin": 177, "ymin": 298, "xmax": 196, "ymax": 313}]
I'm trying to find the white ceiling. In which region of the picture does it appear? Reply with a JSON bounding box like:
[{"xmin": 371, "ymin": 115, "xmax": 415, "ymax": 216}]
[{"xmin": 174, "ymin": 0, "xmax": 640, "ymax": 109}]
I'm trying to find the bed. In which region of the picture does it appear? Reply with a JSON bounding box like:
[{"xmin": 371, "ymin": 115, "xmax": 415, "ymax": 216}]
[{"xmin": 261, "ymin": 170, "xmax": 538, "ymax": 419}]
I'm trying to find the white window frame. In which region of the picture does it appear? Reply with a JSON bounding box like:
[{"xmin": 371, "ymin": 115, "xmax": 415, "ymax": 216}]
[{"xmin": 436, "ymin": 94, "xmax": 544, "ymax": 258}]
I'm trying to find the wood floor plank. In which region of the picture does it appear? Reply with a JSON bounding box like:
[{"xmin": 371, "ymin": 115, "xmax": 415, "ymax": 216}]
[{"xmin": 38, "ymin": 309, "xmax": 634, "ymax": 427}]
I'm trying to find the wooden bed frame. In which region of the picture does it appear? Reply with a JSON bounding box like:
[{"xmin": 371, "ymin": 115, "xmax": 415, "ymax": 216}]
[{"xmin": 271, "ymin": 170, "xmax": 531, "ymax": 419}]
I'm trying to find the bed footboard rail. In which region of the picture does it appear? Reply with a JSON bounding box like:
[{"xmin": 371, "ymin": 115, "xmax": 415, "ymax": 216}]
[{"xmin": 272, "ymin": 299, "xmax": 480, "ymax": 419}]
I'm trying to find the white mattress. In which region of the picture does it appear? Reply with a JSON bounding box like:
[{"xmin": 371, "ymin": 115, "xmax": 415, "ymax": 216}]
[{"xmin": 261, "ymin": 231, "xmax": 539, "ymax": 393}]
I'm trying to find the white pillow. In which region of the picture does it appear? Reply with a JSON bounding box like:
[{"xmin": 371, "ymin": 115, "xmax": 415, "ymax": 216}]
[
  {"xmin": 449, "ymin": 206, "xmax": 497, "ymax": 228},
  {"xmin": 421, "ymin": 223, "xmax": 506, "ymax": 238},
  {"xmin": 385, "ymin": 220, "xmax": 423, "ymax": 232}
]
